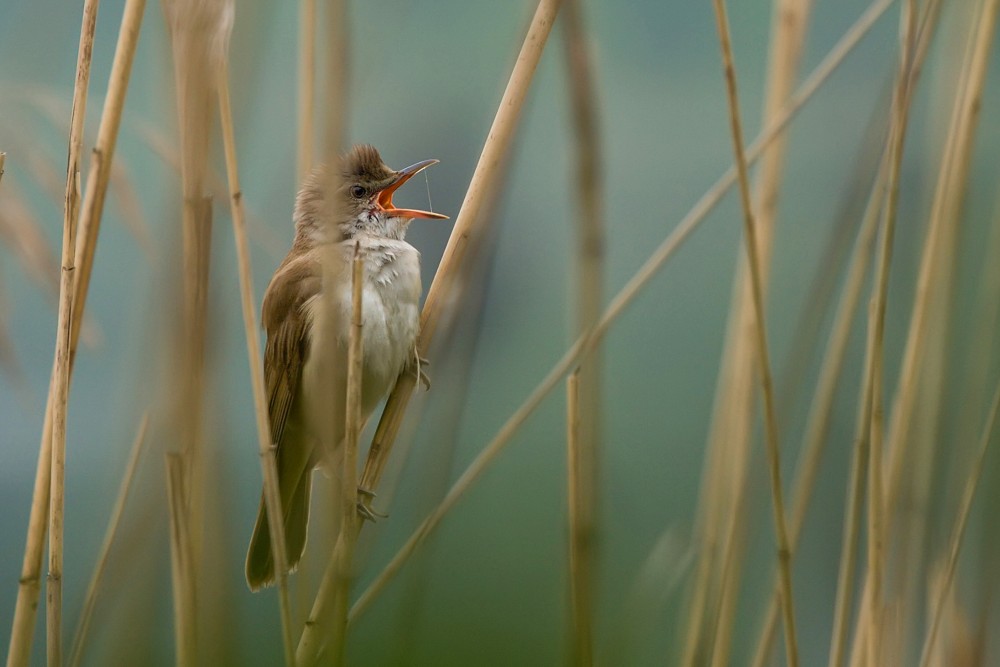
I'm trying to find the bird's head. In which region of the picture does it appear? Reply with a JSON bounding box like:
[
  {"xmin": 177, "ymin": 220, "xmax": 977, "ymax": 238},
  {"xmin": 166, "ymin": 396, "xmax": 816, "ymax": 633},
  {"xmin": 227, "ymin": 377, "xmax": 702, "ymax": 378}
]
[{"xmin": 294, "ymin": 144, "xmax": 447, "ymax": 245}]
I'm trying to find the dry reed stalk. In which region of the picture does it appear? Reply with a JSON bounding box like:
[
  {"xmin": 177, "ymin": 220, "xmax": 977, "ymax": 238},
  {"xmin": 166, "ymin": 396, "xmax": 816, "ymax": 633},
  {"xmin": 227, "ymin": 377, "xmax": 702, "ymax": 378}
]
[
  {"xmin": 824, "ymin": 8, "xmax": 941, "ymax": 667},
  {"xmin": 216, "ymin": 57, "xmax": 295, "ymax": 666},
  {"xmin": 882, "ymin": 0, "xmax": 997, "ymax": 535},
  {"xmin": 350, "ymin": 0, "xmax": 898, "ymax": 623},
  {"xmin": 0, "ymin": 153, "xmax": 5, "ymax": 188},
  {"xmin": 358, "ymin": 0, "xmax": 564, "ymax": 497},
  {"xmin": 697, "ymin": 2, "xmax": 813, "ymax": 664},
  {"xmin": 849, "ymin": 0, "xmax": 996, "ymax": 658},
  {"xmin": 709, "ymin": 1, "xmax": 799, "ymax": 665},
  {"xmin": 565, "ymin": 371, "xmax": 593, "ymax": 665},
  {"xmin": 750, "ymin": 147, "xmax": 888, "ymax": 667},
  {"xmin": 562, "ymin": 0, "xmax": 602, "ymax": 662},
  {"xmin": 917, "ymin": 380, "xmax": 1000, "ymax": 667},
  {"xmin": 46, "ymin": 2, "xmax": 100, "ymax": 663},
  {"xmin": 71, "ymin": 0, "xmax": 146, "ymax": 355},
  {"xmin": 321, "ymin": 0, "xmax": 348, "ymax": 159},
  {"xmin": 862, "ymin": 2, "xmax": 918, "ymax": 662},
  {"xmin": 686, "ymin": 3, "xmax": 813, "ymax": 663},
  {"xmin": 7, "ymin": 0, "xmax": 146, "ymax": 656},
  {"xmin": 895, "ymin": 0, "xmax": 997, "ymax": 655},
  {"xmin": 165, "ymin": 454, "xmax": 197, "ymax": 666},
  {"xmin": 323, "ymin": 245, "xmax": 365, "ymax": 667},
  {"xmin": 66, "ymin": 414, "xmax": 149, "ymax": 667},
  {"xmin": 831, "ymin": 341, "xmax": 876, "ymax": 667},
  {"xmin": 293, "ymin": 3, "xmax": 566, "ymax": 659},
  {"xmin": 387, "ymin": 160, "xmax": 510, "ymax": 663},
  {"xmin": 297, "ymin": 0, "xmax": 316, "ymax": 182},
  {"xmin": 950, "ymin": 193, "xmax": 1000, "ymax": 490},
  {"xmin": 133, "ymin": 123, "xmax": 286, "ymax": 260},
  {"xmin": 161, "ymin": 1, "xmax": 231, "ymax": 660}
]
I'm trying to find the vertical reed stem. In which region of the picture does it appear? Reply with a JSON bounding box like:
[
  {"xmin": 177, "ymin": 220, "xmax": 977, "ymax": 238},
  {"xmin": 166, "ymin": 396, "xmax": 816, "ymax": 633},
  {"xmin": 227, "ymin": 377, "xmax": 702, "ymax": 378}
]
[
  {"xmin": 324, "ymin": 244, "xmax": 365, "ymax": 667},
  {"xmin": 562, "ymin": 0, "xmax": 602, "ymax": 661},
  {"xmin": 165, "ymin": 455, "xmax": 196, "ymax": 666},
  {"xmin": 917, "ymin": 379, "xmax": 1000, "ymax": 667},
  {"xmin": 297, "ymin": 0, "xmax": 316, "ymax": 182},
  {"xmin": 47, "ymin": 1, "xmax": 100, "ymax": 663},
  {"xmin": 710, "ymin": 2, "xmax": 799, "ymax": 665},
  {"xmin": 565, "ymin": 371, "xmax": 593, "ymax": 665},
  {"xmin": 349, "ymin": 3, "xmax": 897, "ymax": 623},
  {"xmin": 217, "ymin": 58, "xmax": 295, "ymax": 667}
]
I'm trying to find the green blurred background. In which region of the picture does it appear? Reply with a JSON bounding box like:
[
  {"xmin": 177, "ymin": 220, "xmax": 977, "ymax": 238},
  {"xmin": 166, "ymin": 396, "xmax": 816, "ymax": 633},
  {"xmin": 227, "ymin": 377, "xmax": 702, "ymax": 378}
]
[{"xmin": 1, "ymin": 0, "xmax": 999, "ymax": 664}]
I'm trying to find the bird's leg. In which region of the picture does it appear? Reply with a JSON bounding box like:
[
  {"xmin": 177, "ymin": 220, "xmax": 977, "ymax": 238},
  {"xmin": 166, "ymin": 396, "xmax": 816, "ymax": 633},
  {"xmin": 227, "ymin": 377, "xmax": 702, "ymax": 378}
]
[
  {"xmin": 356, "ymin": 487, "xmax": 388, "ymax": 522},
  {"xmin": 407, "ymin": 344, "xmax": 431, "ymax": 390}
]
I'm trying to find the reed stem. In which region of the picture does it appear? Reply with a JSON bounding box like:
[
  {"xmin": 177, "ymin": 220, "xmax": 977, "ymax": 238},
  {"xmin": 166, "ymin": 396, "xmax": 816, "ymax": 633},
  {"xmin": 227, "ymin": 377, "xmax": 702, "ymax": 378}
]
[{"xmin": 217, "ymin": 58, "xmax": 296, "ymax": 667}]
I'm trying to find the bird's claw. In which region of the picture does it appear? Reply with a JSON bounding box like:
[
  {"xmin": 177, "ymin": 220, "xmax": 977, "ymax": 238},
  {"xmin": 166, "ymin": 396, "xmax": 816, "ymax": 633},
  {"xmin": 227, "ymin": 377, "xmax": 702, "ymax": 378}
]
[
  {"xmin": 408, "ymin": 354, "xmax": 431, "ymax": 390},
  {"xmin": 356, "ymin": 487, "xmax": 388, "ymax": 522}
]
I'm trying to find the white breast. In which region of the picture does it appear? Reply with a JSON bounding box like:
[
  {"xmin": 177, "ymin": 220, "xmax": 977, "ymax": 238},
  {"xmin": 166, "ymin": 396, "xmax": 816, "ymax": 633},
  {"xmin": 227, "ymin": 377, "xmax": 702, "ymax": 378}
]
[{"xmin": 304, "ymin": 238, "xmax": 421, "ymax": 430}]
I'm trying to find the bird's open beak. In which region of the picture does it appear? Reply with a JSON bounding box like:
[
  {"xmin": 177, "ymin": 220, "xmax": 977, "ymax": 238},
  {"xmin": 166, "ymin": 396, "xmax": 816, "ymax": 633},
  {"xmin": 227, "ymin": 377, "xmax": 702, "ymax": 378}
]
[{"xmin": 376, "ymin": 159, "xmax": 449, "ymax": 220}]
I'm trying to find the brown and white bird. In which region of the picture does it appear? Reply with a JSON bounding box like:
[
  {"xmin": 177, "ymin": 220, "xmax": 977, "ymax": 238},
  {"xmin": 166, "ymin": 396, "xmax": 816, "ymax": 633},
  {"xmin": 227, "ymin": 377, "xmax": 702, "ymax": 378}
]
[{"xmin": 245, "ymin": 145, "xmax": 446, "ymax": 591}]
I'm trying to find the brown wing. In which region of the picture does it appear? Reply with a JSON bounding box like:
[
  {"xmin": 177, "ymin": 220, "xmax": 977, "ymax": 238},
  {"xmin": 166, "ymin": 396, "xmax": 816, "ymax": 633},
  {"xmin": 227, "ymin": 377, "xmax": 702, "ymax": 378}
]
[{"xmin": 261, "ymin": 251, "xmax": 320, "ymax": 446}]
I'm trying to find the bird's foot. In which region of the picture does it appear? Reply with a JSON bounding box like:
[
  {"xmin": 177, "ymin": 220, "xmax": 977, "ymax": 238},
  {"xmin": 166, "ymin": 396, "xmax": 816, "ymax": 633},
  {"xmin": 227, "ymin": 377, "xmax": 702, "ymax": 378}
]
[
  {"xmin": 408, "ymin": 353, "xmax": 431, "ymax": 390},
  {"xmin": 356, "ymin": 487, "xmax": 388, "ymax": 522}
]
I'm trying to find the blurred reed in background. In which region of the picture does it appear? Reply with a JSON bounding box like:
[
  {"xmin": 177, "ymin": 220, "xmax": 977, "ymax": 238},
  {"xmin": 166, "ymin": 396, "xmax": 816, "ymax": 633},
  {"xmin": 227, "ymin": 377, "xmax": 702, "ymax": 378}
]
[{"xmin": 1, "ymin": 0, "xmax": 999, "ymax": 665}]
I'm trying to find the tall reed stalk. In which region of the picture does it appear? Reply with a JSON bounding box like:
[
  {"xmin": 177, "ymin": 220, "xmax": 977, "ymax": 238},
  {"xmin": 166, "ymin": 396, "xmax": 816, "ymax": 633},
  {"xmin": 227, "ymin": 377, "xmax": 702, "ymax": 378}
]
[
  {"xmin": 294, "ymin": 2, "xmax": 565, "ymax": 661},
  {"xmin": 217, "ymin": 54, "xmax": 295, "ymax": 666},
  {"xmin": 562, "ymin": 0, "xmax": 602, "ymax": 662},
  {"xmin": 6, "ymin": 3, "xmax": 145, "ymax": 663},
  {"xmin": 349, "ymin": 0, "xmax": 897, "ymax": 623},
  {"xmin": 46, "ymin": 2, "xmax": 100, "ymax": 663},
  {"xmin": 323, "ymin": 245, "xmax": 365, "ymax": 667},
  {"xmin": 709, "ymin": 2, "xmax": 799, "ymax": 664}
]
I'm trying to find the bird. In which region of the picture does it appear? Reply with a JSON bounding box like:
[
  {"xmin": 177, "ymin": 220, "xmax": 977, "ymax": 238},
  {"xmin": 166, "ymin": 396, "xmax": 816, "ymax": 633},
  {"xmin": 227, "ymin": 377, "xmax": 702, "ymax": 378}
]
[{"xmin": 245, "ymin": 144, "xmax": 447, "ymax": 591}]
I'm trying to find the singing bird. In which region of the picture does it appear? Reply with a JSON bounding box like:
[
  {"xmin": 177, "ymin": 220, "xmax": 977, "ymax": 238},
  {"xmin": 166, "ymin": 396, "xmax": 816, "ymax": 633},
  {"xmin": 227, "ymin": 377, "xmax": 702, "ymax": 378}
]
[{"xmin": 245, "ymin": 145, "xmax": 447, "ymax": 591}]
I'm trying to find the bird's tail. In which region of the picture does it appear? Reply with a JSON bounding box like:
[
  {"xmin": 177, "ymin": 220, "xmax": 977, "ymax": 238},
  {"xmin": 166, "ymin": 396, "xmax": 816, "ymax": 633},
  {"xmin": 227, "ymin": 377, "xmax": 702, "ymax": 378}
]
[{"xmin": 245, "ymin": 472, "xmax": 312, "ymax": 591}]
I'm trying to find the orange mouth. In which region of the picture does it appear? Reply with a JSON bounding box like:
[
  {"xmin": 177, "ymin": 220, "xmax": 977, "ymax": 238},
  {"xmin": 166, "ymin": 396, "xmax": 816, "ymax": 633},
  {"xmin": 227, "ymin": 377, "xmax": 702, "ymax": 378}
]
[{"xmin": 376, "ymin": 159, "xmax": 449, "ymax": 220}]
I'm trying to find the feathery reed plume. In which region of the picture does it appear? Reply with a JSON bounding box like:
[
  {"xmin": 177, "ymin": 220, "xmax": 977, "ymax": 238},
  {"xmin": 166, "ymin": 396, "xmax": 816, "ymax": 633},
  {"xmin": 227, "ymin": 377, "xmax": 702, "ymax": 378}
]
[
  {"xmin": 562, "ymin": 0, "xmax": 603, "ymax": 662},
  {"xmin": 46, "ymin": 1, "xmax": 100, "ymax": 663},
  {"xmin": 349, "ymin": 2, "xmax": 896, "ymax": 622},
  {"xmin": 68, "ymin": 414, "xmax": 149, "ymax": 667},
  {"xmin": 918, "ymin": 379, "xmax": 1000, "ymax": 667},
  {"xmin": 709, "ymin": 2, "xmax": 799, "ymax": 665},
  {"xmin": 217, "ymin": 52, "xmax": 295, "ymax": 664},
  {"xmin": 8, "ymin": 5, "xmax": 146, "ymax": 656}
]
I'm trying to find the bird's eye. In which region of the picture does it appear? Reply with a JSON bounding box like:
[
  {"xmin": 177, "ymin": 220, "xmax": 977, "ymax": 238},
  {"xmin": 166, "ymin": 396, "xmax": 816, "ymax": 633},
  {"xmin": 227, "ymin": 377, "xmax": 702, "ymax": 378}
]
[{"xmin": 350, "ymin": 185, "xmax": 366, "ymax": 199}]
